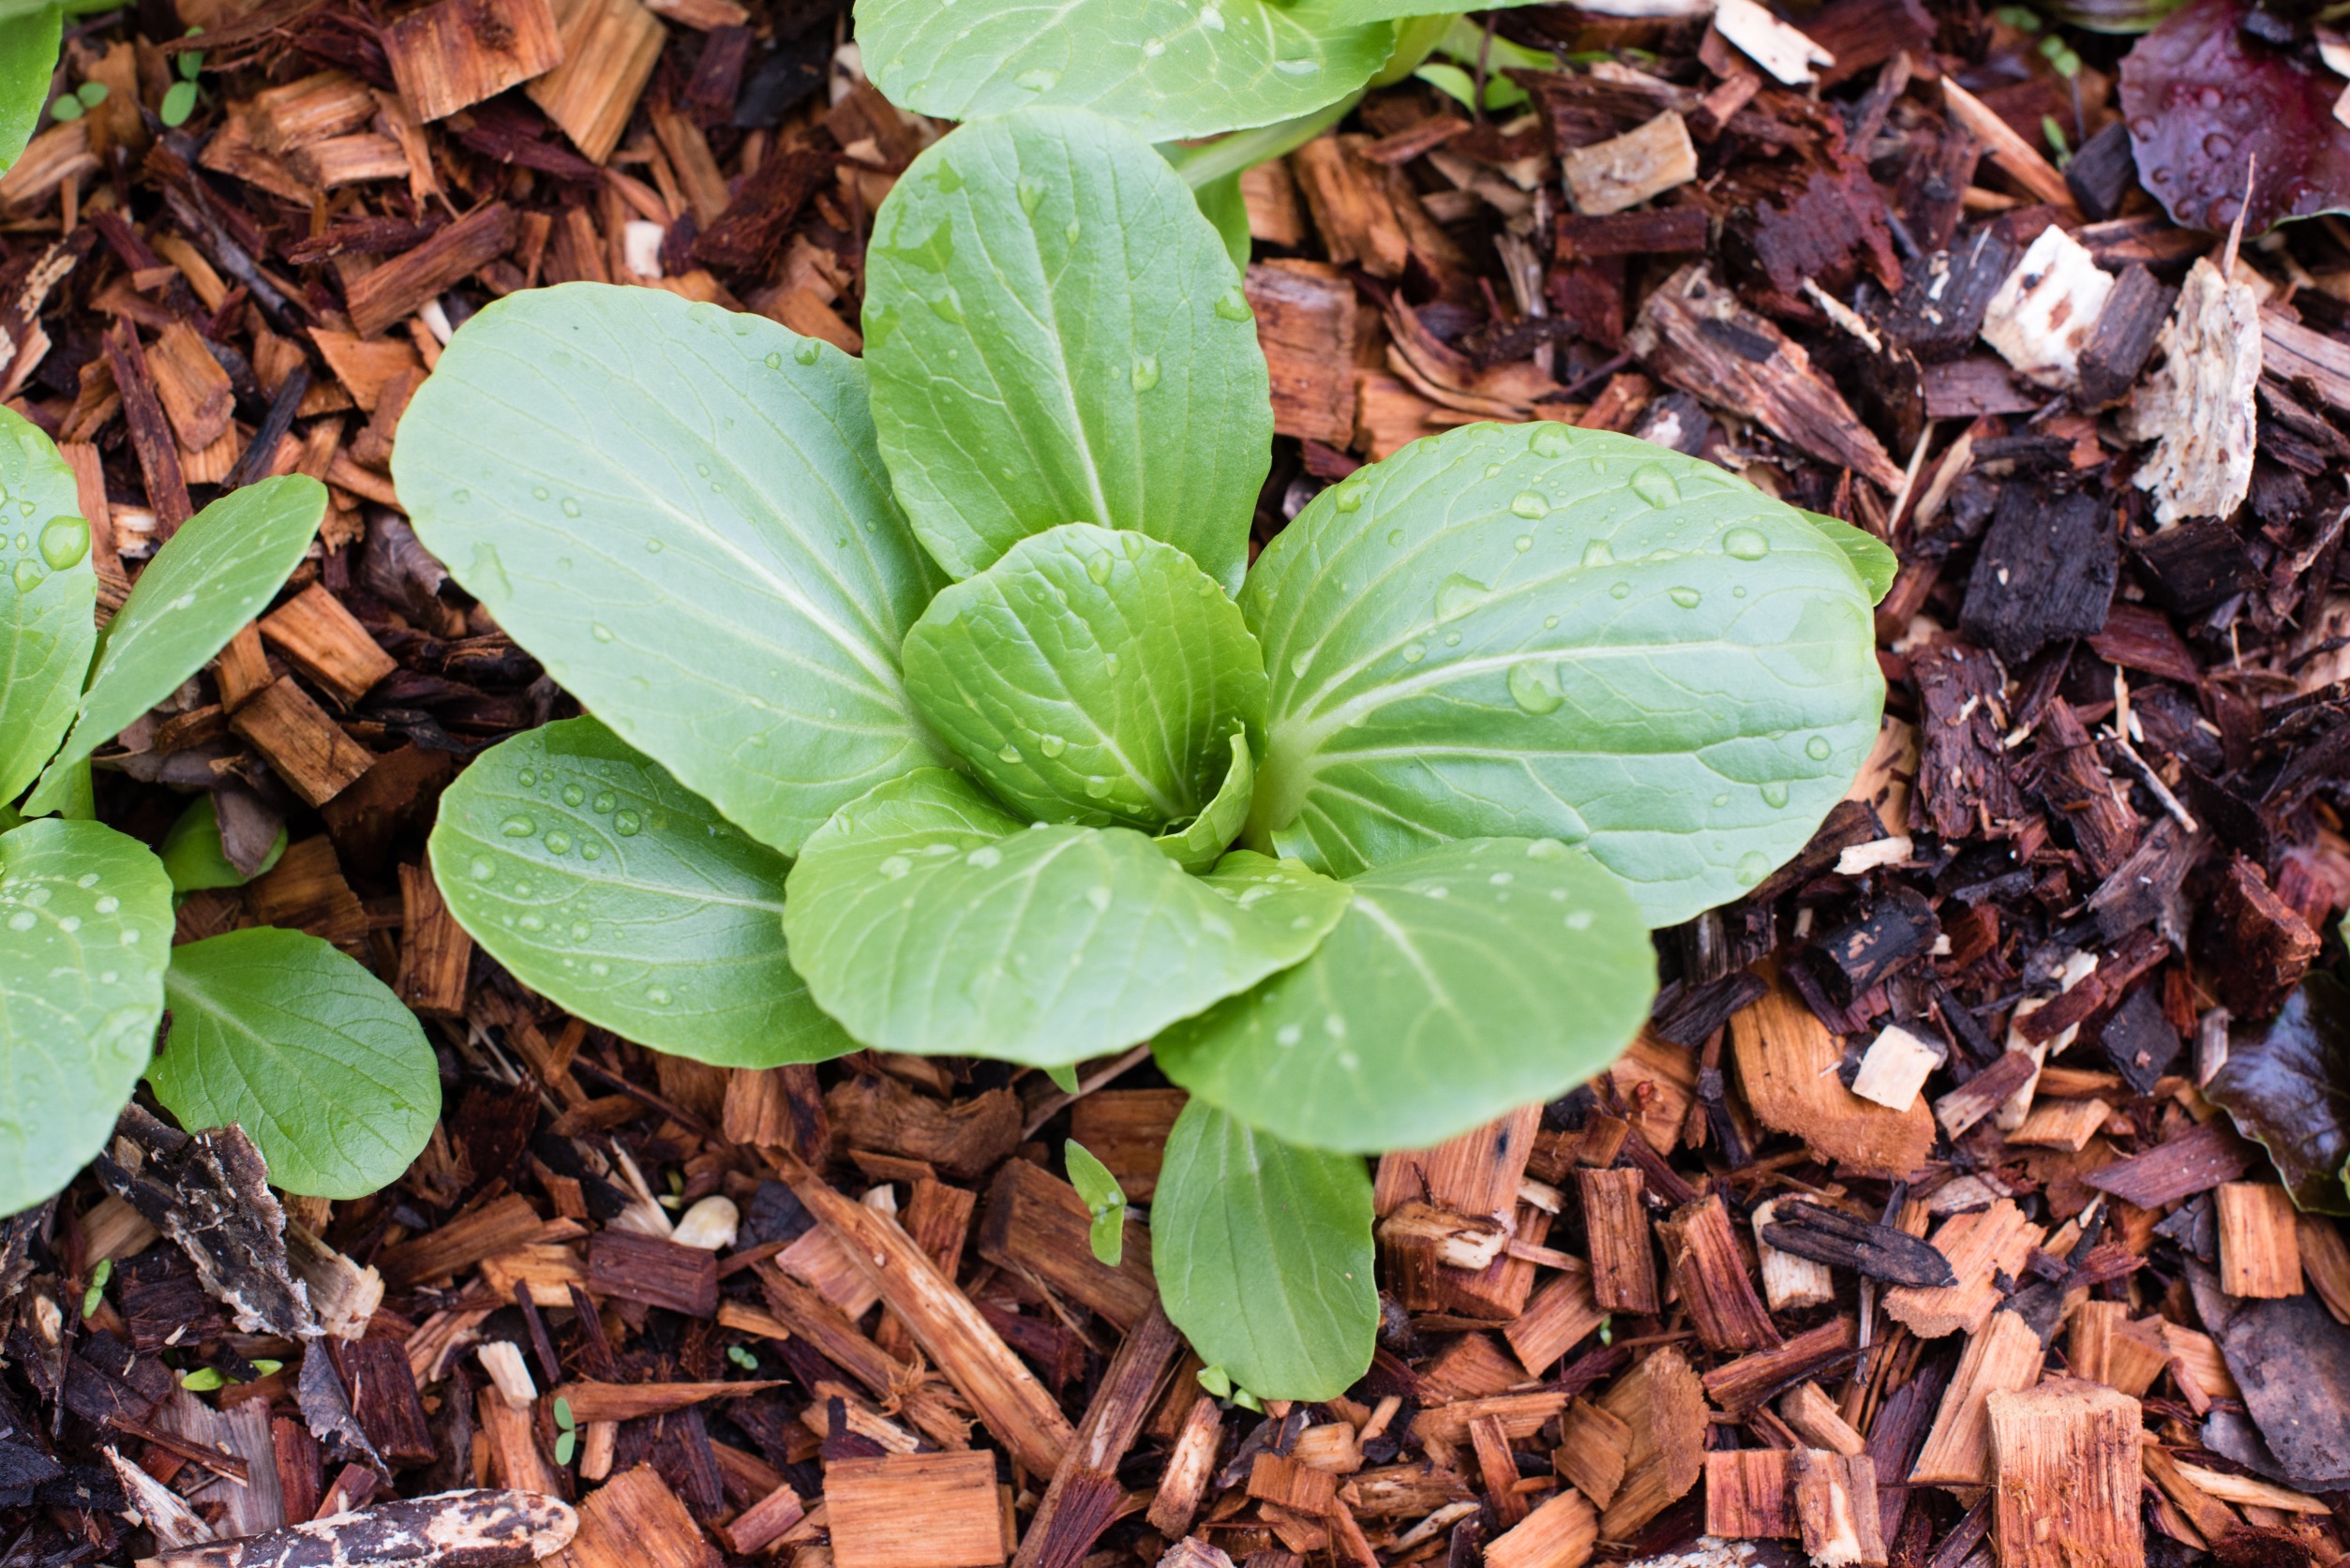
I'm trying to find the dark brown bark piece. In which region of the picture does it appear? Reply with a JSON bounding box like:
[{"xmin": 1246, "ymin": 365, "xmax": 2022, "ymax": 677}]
[
  {"xmin": 588, "ymin": 1231, "xmax": 718, "ymax": 1317},
  {"xmin": 1958, "ymin": 487, "xmax": 2118, "ymax": 665},
  {"xmin": 1761, "ymin": 1202, "xmax": 1955, "ymax": 1288}
]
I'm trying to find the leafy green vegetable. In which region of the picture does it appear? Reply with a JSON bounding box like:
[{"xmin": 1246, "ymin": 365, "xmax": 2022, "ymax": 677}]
[
  {"xmin": 1160, "ymin": 732, "xmax": 1255, "ymax": 874},
  {"xmin": 1065, "ymin": 1139, "xmax": 1127, "ymax": 1265},
  {"xmin": 1195, "ymin": 172, "xmax": 1252, "ymax": 276},
  {"xmin": 159, "ymin": 795, "xmax": 285, "ymax": 892},
  {"xmin": 1152, "ymin": 1099, "xmax": 1375, "ymax": 1399},
  {"xmin": 864, "ymin": 108, "xmax": 1269, "ymax": 593},
  {"xmin": 0, "ymin": 406, "xmax": 94, "ymax": 804},
  {"xmin": 0, "ymin": 818, "xmax": 172, "ymax": 1215},
  {"xmin": 430, "ymin": 718, "xmax": 853, "ymax": 1068},
  {"xmin": 1158, "ymin": 837, "xmax": 1654, "ymax": 1152},
  {"xmin": 393, "ymin": 284, "xmax": 948, "ymax": 858},
  {"xmin": 854, "ymin": 0, "xmax": 1399, "ymax": 142},
  {"xmin": 150, "ymin": 928, "xmax": 441, "ymax": 1200},
  {"xmin": 783, "ymin": 769, "xmax": 1349, "ymax": 1065},
  {"xmin": 902, "ymin": 524, "xmax": 1267, "ymax": 831},
  {"xmin": 26, "ymin": 476, "xmax": 325, "ymax": 816},
  {"xmin": 2208, "ymin": 972, "xmax": 2350, "ymax": 1215},
  {"xmin": 0, "ymin": 7, "xmax": 58, "ymax": 172},
  {"xmin": 1801, "ymin": 510, "xmax": 1898, "ymax": 605},
  {"xmin": 1240, "ymin": 423, "xmax": 1885, "ymax": 928}
]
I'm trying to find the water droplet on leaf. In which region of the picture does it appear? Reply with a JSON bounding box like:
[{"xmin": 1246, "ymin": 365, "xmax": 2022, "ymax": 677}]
[
  {"xmin": 1723, "ymin": 527, "xmax": 1768, "ymax": 560},
  {"xmin": 1507, "ymin": 661, "xmax": 1563, "ymax": 714},
  {"xmin": 37, "ymin": 516, "xmax": 87, "ymax": 570},
  {"xmin": 1509, "ymin": 490, "xmax": 1549, "ymax": 520}
]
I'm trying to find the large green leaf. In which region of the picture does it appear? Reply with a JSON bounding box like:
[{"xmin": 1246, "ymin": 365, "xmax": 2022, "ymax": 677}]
[
  {"xmin": 430, "ymin": 718, "xmax": 854, "ymax": 1068},
  {"xmin": 1241, "ymin": 423, "xmax": 1886, "ymax": 928},
  {"xmin": 903, "ymin": 525, "xmax": 1266, "ymax": 832},
  {"xmin": 783, "ymin": 769, "xmax": 1349, "ymax": 1066},
  {"xmin": 393, "ymin": 284, "xmax": 949, "ymax": 858},
  {"xmin": 1157, "ymin": 836, "xmax": 1654, "ymax": 1152},
  {"xmin": 25, "ymin": 476, "xmax": 324, "ymax": 816},
  {"xmin": 1151, "ymin": 1098, "xmax": 1375, "ymax": 1399},
  {"xmin": 151, "ymin": 928, "xmax": 440, "ymax": 1200},
  {"xmin": 855, "ymin": 0, "xmax": 1397, "ymax": 142},
  {"xmin": 864, "ymin": 108, "xmax": 1270, "ymax": 594},
  {"xmin": 0, "ymin": 818, "xmax": 172, "ymax": 1215},
  {"xmin": 0, "ymin": 407, "xmax": 93, "ymax": 803},
  {"xmin": 0, "ymin": 7, "xmax": 57, "ymax": 174}
]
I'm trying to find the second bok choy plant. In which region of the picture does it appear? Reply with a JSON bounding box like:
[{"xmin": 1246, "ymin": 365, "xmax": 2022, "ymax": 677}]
[{"xmin": 393, "ymin": 105, "xmax": 1893, "ymax": 1399}]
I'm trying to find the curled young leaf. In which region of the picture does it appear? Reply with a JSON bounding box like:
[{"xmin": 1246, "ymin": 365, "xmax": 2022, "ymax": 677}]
[
  {"xmin": 903, "ymin": 524, "xmax": 1267, "ymax": 832},
  {"xmin": 1160, "ymin": 732, "xmax": 1255, "ymax": 874},
  {"xmin": 1156, "ymin": 836, "xmax": 1655, "ymax": 1153},
  {"xmin": 0, "ymin": 818, "xmax": 172, "ymax": 1215},
  {"xmin": 1152, "ymin": 1098, "xmax": 1376, "ymax": 1400},
  {"xmin": 151, "ymin": 928, "xmax": 442, "ymax": 1200},
  {"xmin": 394, "ymin": 285, "xmax": 949, "ymax": 859},
  {"xmin": 864, "ymin": 108, "xmax": 1269, "ymax": 593},
  {"xmin": 1241, "ymin": 423, "xmax": 1885, "ymax": 928},
  {"xmin": 0, "ymin": 407, "xmax": 94, "ymax": 804},
  {"xmin": 430, "ymin": 719, "xmax": 854, "ymax": 1069},
  {"xmin": 783, "ymin": 769, "xmax": 1350, "ymax": 1066},
  {"xmin": 26, "ymin": 476, "xmax": 325, "ymax": 816},
  {"xmin": 2208, "ymin": 973, "xmax": 2350, "ymax": 1215},
  {"xmin": 855, "ymin": 0, "xmax": 1398, "ymax": 142}
]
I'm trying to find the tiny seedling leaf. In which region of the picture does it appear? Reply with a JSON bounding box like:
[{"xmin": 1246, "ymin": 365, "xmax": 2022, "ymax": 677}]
[
  {"xmin": 430, "ymin": 718, "xmax": 855, "ymax": 1068},
  {"xmin": 80, "ymin": 1255, "xmax": 109, "ymax": 1319},
  {"xmin": 1065, "ymin": 1139, "xmax": 1126, "ymax": 1265},
  {"xmin": 157, "ymin": 79, "xmax": 194, "ymax": 126},
  {"xmin": 152, "ymin": 927, "xmax": 442, "ymax": 1199},
  {"xmin": 0, "ymin": 406, "xmax": 95, "ymax": 803}
]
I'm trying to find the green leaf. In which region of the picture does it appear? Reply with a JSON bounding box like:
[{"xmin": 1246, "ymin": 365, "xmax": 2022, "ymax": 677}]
[
  {"xmin": 1158, "ymin": 836, "xmax": 1654, "ymax": 1152},
  {"xmin": 0, "ymin": 7, "xmax": 59, "ymax": 172},
  {"xmin": 157, "ymin": 79, "xmax": 195, "ymax": 126},
  {"xmin": 1151, "ymin": 1098, "xmax": 1375, "ymax": 1400},
  {"xmin": 864, "ymin": 108, "xmax": 1270, "ymax": 594},
  {"xmin": 783, "ymin": 769, "xmax": 1350, "ymax": 1066},
  {"xmin": 0, "ymin": 818, "xmax": 172, "ymax": 1215},
  {"xmin": 150, "ymin": 927, "xmax": 440, "ymax": 1199},
  {"xmin": 855, "ymin": 0, "xmax": 1399, "ymax": 141},
  {"xmin": 394, "ymin": 284, "xmax": 949, "ymax": 858},
  {"xmin": 1414, "ymin": 62, "xmax": 1527, "ymax": 112},
  {"xmin": 1160, "ymin": 732, "xmax": 1255, "ymax": 874},
  {"xmin": 1195, "ymin": 171, "xmax": 1251, "ymax": 276},
  {"xmin": 430, "ymin": 718, "xmax": 854, "ymax": 1068},
  {"xmin": 553, "ymin": 1430, "xmax": 576, "ymax": 1467},
  {"xmin": 26, "ymin": 476, "xmax": 324, "ymax": 816},
  {"xmin": 1065, "ymin": 1139, "xmax": 1126, "ymax": 1265},
  {"xmin": 0, "ymin": 407, "xmax": 93, "ymax": 804},
  {"xmin": 902, "ymin": 524, "xmax": 1267, "ymax": 832},
  {"xmin": 1800, "ymin": 510, "xmax": 1897, "ymax": 605},
  {"xmin": 1241, "ymin": 423, "xmax": 1886, "ymax": 928},
  {"xmin": 159, "ymin": 796, "xmax": 285, "ymax": 892}
]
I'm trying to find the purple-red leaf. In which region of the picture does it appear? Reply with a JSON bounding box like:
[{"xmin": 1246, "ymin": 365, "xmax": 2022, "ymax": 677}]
[{"xmin": 2119, "ymin": 0, "xmax": 2350, "ymax": 232}]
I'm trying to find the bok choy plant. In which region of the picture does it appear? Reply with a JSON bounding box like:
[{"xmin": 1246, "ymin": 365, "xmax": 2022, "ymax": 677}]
[
  {"xmin": 392, "ymin": 104, "xmax": 1890, "ymax": 1399},
  {"xmin": 0, "ymin": 443, "xmax": 439, "ymax": 1216}
]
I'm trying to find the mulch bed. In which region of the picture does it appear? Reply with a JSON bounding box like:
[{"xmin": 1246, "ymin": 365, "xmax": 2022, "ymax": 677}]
[{"xmin": 4, "ymin": 3, "xmax": 2350, "ymax": 1568}]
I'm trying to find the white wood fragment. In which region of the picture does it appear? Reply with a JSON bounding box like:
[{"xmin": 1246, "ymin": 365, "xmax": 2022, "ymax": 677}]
[
  {"xmin": 1752, "ymin": 1196, "xmax": 1837, "ymax": 1313},
  {"xmin": 1834, "ymin": 835, "xmax": 1912, "ymax": 876},
  {"xmin": 2121, "ymin": 256, "xmax": 2260, "ymax": 527},
  {"xmin": 1981, "ymin": 225, "xmax": 2115, "ymax": 390},
  {"xmin": 1713, "ymin": 0, "xmax": 1834, "ymax": 86},
  {"xmin": 622, "ymin": 218, "xmax": 666, "ymax": 278},
  {"xmin": 671, "ymin": 1194, "xmax": 741, "ymax": 1251},
  {"xmin": 1561, "ymin": 111, "xmax": 1698, "ymax": 217},
  {"xmin": 1850, "ymin": 1024, "xmax": 1941, "ymax": 1111},
  {"xmin": 1996, "ymin": 948, "xmax": 2101, "ymax": 1131},
  {"xmin": 475, "ymin": 1339, "xmax": 538, "ymax": 1411}
]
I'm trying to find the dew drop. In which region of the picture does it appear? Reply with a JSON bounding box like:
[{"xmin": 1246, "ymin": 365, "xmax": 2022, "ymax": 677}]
[
  {"xmin": 1735, "ymin": 849, "xmax": 1772, "ymax": 885},
  {"xmin": 1039, "ymin": 733, "xmax": 1066, "ymax": 757},
  {"xmin": 1514, "ymin": 534, "xmax": 1533, "ymax": 552},
  {"xmin": 1507, "ymin": 661, "xmax": 1563, "ymax": 715},
  {"xmin": 545, "ymin": 831, "xmax": 573, "ymax": 855},
  {"xmin": 1276, "ymin": 1023, "xmax": 1303, "ymax": 1046},
  {"xmin": 1509, "ymin": 490, "xmax": 1549, "ymax": 520},
  {"xmin": 75, "ymin": 874, "xmax": 97, "ymax": 889},
  {"xmin": 1085, "ymin": 885, "xmax": 1112, "ymax": 912},
  {"xmin": 1130, "ymin": 355, "xmax": 1160, "ymax": 391},
  {"xmin": 1385, "ymin": 528, "xmax": 1405, "ymax": 546},
  {"xmin": 1761, "ymin": 781, "xmax": 1789, "ymax": 808},
  {"xmin": 878, "ymin": 855, "xmax": 913, "ymax": 880},
  {"xmin": 1084, "ymin": 550, "xmax": 1112, "ymax": 585},
  {"xmin": 1332, "ymin": 485, "xmax": 1364, "ymax": 513},
  {"xmin": 1532, "ymin": 425, "xmax": 1572, "ymax": 457},
  {"xmin": 1435, "ymin": 573, "xmax": 1488, "ymax": 618},
  {"xmin": 570, "ymin": 923, "xmax": 591, "ymax": 942},
  {"xmin": 589, "ymin": 961, "xmax": 609, "ymax": 977},
  {"xmin": 1291, "ymin": 649, "xmax": 1313, "ymax": 678},
  {"xmin": 1580, "ymin": 539, "xmax": 1614, "ymax": 568},
  {"xmin": 1544, "ymin": 614, "xmax": 1559, "ymax": 629},
  {"xmin": 1085, "ymin": 775, "xmax": 1112, "ymax": 799},
  {"xmin": 1017, "ymin": 176, "xmax": 1045, "ymax": 216},
  {"xmin": 1609, "ymin": 581, "xmax": 1631, "ymax": 599},
  {"xmin": 998, "ymin": 742, "xmax": 1022, "ymax": 763},
  {"xmin": 613, "ymin": 810, "xmax": 641, "ymax": 837},
  {"xmin": 517, "ymin": 913, "xmax": 546, "ymax": 933},
  {"xmin": 1400, "ymin": 641, "xmax": 1425, "ymax": 664},
  {"xmin": 591, "ymin": 622, "xmax": 614, "ymax": 642},
  {"xmin": 1723, "ymin": 526, "xmax": 1769, "ymax": 560},
  {"xmin": 561, "ymin": 497, "xmax": 582, "ymax": 517},
  {"xmin": 469, "ymin": 857, "xmax": 496, "ymax": 882},
  {"xmin": 765, "ymin": 351, "xmax": 783, "ymax": 368},
  {"xmin": 501, "ymin": 815, "xmax": 536, "ymax": 837},
  {"xmin": 646, "ymin": 986, "xmax": 674, "ymax": 1007},
  {"xmin": 1631, "ymin": 465, "xmax": 1681, "ymax": 507},
  {"xmin": 532, "ymin": 485, "xmax": 550, "ymax": 500},
  {"xmin": 1565, "ymin": 909, "xmax": 1594, "ymax": 931},
  {"xmin": 1806, "ymin": 735, "xmax": 1834, "ymax": 761},
  {"xmin": 1669, "ymin": 586, "xmax": 1701, "ymax": 608},
  {"xmin": 1015, "ymin": 66, "xmax": 1060, "ymax": 91},
  {"xmin": 1526, "ymin": 838, "xmax": 1566, "ymax": 860},
  {"xmin": 469, "ymin": 542, "xmax": 511, "ymax": 597},
  {"xmin": 1214, "ymin": 285, "xmax": 1252, "ymax": 321},
  {"xmin": 37, "ymin": 515, "xmax": 87, "ymax": 570},
  {"xmin": 11, "ymin": 560, "xmax": 41, "ymax": 591},
  {"xmin": 967, "ymin": 845, "xmax": 1003, "ymax": 869},
  {"xmin": 5, "ymin": 911, "xmax": 31, "ymax": 931},
  {"xmin": 562, "ymin": 784, "xmax": 585, "ymax": 806}
]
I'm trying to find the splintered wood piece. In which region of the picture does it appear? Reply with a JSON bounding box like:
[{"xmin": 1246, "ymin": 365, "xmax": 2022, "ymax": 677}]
[
  {"xmin": 379, "ymin": 1194, "xmax": 547, "ymax": 1286},
  {"xmin": 1381, "ymin": 1200, "xmax": 1510, "ymax": 1279},
  {"xmin": 308, "ymin": 329, "xmax": 425, "ymax": 412},
  {"xmin": 2140, "ymin": 1443, "xmax": 2239, "ymax": 1546},
  {"xmin": 1411, "ymin": 1391, "xmax": 1567, "ymax": 1448},
  {"xmin": 527, "ymin": 0, "xmax": 663, "ymax": 164},
  {"xmin": 2084, "ymin": 1120, "xmax": 2254, "ymax": 1207},
  {"xmin": 395, "ymin": 860, "xmax": 471, "ymax": 1018},
  {"xmin": 771, "ymin": 1148, "xmax": 1075, "ymax": 1477},
  {"xmin": 2216, "ymin": 1183, "xmax": 2303, "ymax": 1299},
  {"xmin": 1705, "ymin": 1449, "xmax": 1794, "ymax": 1537},
  {"xmin": 2297, "ymin": 1211, "xmax": 2350, "ymax": 1323},
  {"xmin": 718, "ymin": 1484, "xmax": 806, "ymax": 1557},
  {"xmin": 1157, "ymin": 1545, "xmax": 1234, "ymax": 1568},
  {"xmin": 1375, "ymin": 1107, "xmax": 1545, "ymax": 1317},
  {"xmin": 546, "ymin": 1464, "xmax": 715, "ymax": 1568},
  {"xmin": 1658, "ymin": 1194, "xmax": 1780, "ymax": 1352},
  {"xmin": 1981, "ymin": 224, "xmax": 2113, "ymax": 391},
  {"xmin": 1938, "ymin": 77, "xmax": 2075, "ymax": 211},
  {"xmin": 1250, "ymin": 1452, "xmax": 1339, "ymax": 1515},
  {"xmin": 1790, "ymin": 1450, "xmax": 1885, "ymax": 1567},
  {"xmin": 978, "ymin": 1158, "xmax": 1154, "ymax": 1328},
  {"xmin": 1419, "ymin": 1331, "xmax": 1523, "ymax": 1403},
  {"xmin": 546, "ymin": 1380, "xmax": 782, "ymax": 1424},
  {"xmin": 2066, "ymin": 1303, "xmax": 2170, "ymax": 1399},
  {"xmin": 587, "ymin": 1230, "xmax": 717, "ymax": 1317},
  {"xmin": 147, "ymin": 321, "xmax": 233, "ymax": 452},
  {"xmin": 1850, "ymin": 1025, "xmax": 1940, "ymax": 1111},
  {"xmin": 1067, "ymin": 1089, "xmax": 1184, "ymax": 1200},
  {"xmin": 259, "ymin": 584, "xmax": 397, "ymax": 707},
  {"xmin": 1577, "ymin": 1168, "xmax": 1657, "ymax": 1313},
  {"xmin": 1560, "ymin": 111, "xmax": 1697, "ymax": 216},
  {"xmin": 1290, "ymin": 135, "xmax": 1408, "ymax": 276},
  {"xmin": 1145, "ymin": 1396, "xmax": 1220, "ymax": 1537},
  {"xmin": 1728, "ymin": 970, "xmax": 1932, "ymax": 1173},
  {"xmin": 1985, "ymin": 1380, "xmax": 2142, "ymax": 1568},
  {"xmin": 138, "ymin": 1488, "xmax": 576, "ymax": 1568},
  {"xmin": 1752, "ymin": 1198, "xmax": 1836, "ymax": 1312},
  {"xmin": 1883, "ymin": 1201, "xmax": 2044, "ymax": 1338},
  {"xmin": 1594, "ymin": 1344, "xmax": 1706, "ymax": 1538},
  {"xmin": 742, "ymin": 1267, "xmax": 971, "ymax": 1450},
  {"xmin": 1781, "ymin": 1382, "xmax": 1867, "ymax": 1456},
  {"xmin": 1244, "ymin": 261, "xmax": 1359, "ymax": 447},
  {"xmin": 1504, "ymin": 1259, "xmax": 1604, "ymax": 1378},
  {"xmin": 2008, "ymin": 1098, "xmax": 2112, "ymax": 1152},
  {"xmin": 828, "ymin": 1453, "xmax": 1005, "ymax": 1568},
  {"xmin": 104, "ymin": 321, "xmax": 191, "ymax": 537},
  {"xmin": 331, "ymin": 1337, "xmax": 432, "ymax": 1465},
  {"xmin": 1553, "ymin": 1398, "xmax": 1628, "ymax": 1508},
  {"xmin": 231, "ymin": 678, "xmax": 374, "ymax": 808},
  {"xmin": 1761, "ymin": 1201, "xmax": 1952, "ymax": 1289},
  {"xmin": 1483, "ymin": 1487, "xmax": 1597, "ymax": 1568},
  {"xmin": 1470, "ymin": 1413, "xmax": 1529, "ymax": 1527},
  {"xmin": 1702, "ymin": 1317, "xmax": 1858, "ymax": 1413},
  {"xmin": 1013, "ymin": 1304, "xmax": 1182, "ymax": 1568},
  {"xmin": 384, "ymin": 0, "xmax": 562, "ymax": 122},
  {"xmin": 1909, "ymin": 1309, "xmax": 2047, "ymax": 1486},
  {"xmin": 345, "ymin": 203, "xmax": 519, "ymax": 338}
]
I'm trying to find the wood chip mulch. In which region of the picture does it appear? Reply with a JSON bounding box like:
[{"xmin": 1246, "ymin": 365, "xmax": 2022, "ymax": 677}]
[{"xmin": 4, "ymin": 4, "xmax": 2350, "ymax": 1568}]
